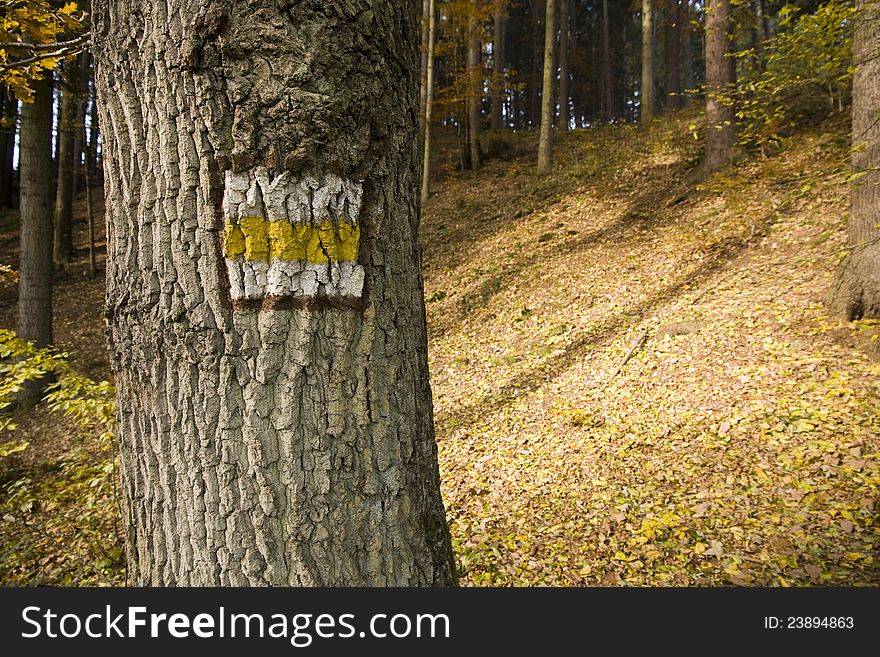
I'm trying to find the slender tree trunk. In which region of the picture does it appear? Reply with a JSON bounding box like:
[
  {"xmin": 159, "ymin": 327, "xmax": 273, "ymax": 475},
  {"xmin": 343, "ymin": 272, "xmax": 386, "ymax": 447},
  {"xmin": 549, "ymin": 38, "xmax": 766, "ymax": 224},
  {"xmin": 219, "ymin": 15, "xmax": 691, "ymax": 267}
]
[
  {"xmin": 71, "ymin": 53, "xmax": 89, "ymax": 196},
  {"xmin": 537, "ymin": 0, "xmax": 556, "ymax": 173},
  {"xmin": 828, "ymin": 0, "xmax": 880, "ymax": 319},
  {"xmin": 468, "ymin": 0, "xmax": 483, "ymax": 169},
  {"xmin": 421, "ymin": 0, "xmax": 437, "ymax": 205},
  {"xmin": 0, "ymin": 87, "xmax": 15, "ymax": 209},
  {"xmin": 53, "ymin": 62, "xmax": 76, "ymax": 268},
  {"xmin": 558, "ymin": 0, "xmax": 570, "ymax": 130},
  {"xmin": 665, "ymin": 0, "xmax": 682, "ymax": 110},
  {"xmin": 81, "ymin": 99, "xmax": 97, "ymax": 278},
  {"xmin": 641, "ymin": 0, "xmax": 655, "ymax": 122},
  {"xmin": 752, "ymin": 0, "xmax": 766, "ymax": 52},
  {"xmin": 419, "ymin": 0, "xmax": 430, "ymax": 146},
  {"xmin": 703, "ymin": 0, "xmax": 736, "ymax": 175},
  {"xmin": 491, "ymin": 0, "xmax": 506, "ymax": 131},
  {"xmin": 18, "ymin": 76, "xmax": 55, "ymax": 405},
  {"xmin": 601, "ymin": 0, "xmax": 613, "ymax": 121},
  {"xmin": 682, "ymin": 0, "xmax": 694, "ymax": 104},
  {"xmin": 93, "ymin": 0, "xmax": 456, "ymax": 586},
  {"xmin": 87, "ymin": 57, "xmax": 100, "ymax": 185},
  {"xmin": 529, "ymin": 0, "xmax": 541, "ymax": 127}
]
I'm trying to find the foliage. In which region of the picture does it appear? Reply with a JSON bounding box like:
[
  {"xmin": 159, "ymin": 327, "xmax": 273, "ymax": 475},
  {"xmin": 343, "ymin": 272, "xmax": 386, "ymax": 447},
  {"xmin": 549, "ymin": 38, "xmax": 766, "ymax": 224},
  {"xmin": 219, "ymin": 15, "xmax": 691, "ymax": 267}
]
[
  {"xmin": 0, "ymin": 329, "xmax": 123, "ymax": 585},
  {"xmin": 733, "ymin": 0, "xmax": 855, "ymax": 154},
  {"xmin": 0, "ymin": 0, "xmax": 86, "ymax": 100},
  {"xmin": 0, "ymin": 328, "xmax": 69, "ymax": 431}
]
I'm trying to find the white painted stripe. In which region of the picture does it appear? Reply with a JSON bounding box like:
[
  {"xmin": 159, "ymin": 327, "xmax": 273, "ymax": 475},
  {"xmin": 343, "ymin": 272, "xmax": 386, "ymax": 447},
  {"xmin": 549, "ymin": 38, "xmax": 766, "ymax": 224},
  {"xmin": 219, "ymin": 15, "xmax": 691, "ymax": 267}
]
[{"xmin": 226, "ymin": 259, "xmax": 366, "ymax": 301}]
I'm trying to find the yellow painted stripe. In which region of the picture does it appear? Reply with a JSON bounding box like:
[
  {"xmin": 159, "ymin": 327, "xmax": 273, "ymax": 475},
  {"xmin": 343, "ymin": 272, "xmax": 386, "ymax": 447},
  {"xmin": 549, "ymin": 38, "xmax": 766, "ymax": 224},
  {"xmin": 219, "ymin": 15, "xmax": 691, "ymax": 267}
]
[{"xmin": 223, "ymin": 217, "xmax": 360, "ymax": 263}]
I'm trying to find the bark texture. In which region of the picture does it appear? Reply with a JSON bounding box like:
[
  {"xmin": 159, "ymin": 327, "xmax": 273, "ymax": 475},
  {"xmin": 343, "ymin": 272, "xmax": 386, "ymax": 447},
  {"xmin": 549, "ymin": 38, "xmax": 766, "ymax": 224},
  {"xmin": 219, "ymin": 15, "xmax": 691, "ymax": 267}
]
[
  {"xmin": 703, "ymin": 0, "xmax": 736, "ymax": 175},
  {"xmin": 537, "ymin": 0, "xmax": 555, "ymax": 173},
  {"xmin": 93, "ymin": 0, "xmax": 456, "ymax": 586},
  {"xmin": 828, "ymin": 0, "xmax": 880, "ymax": 319},
  {"xmin": 641, "ymin": 0, "xmax": 655, "ymax": 122}
]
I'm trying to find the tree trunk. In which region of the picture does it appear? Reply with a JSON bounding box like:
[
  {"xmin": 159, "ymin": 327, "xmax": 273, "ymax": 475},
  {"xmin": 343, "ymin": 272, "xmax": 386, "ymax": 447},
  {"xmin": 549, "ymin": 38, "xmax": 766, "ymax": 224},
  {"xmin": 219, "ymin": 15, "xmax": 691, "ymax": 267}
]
[
  {"xmin": 665, "ymin": 0, "xmax": 682, "ymax": 110},
  {"xmin": 828, "ymin": 0, "xmax": 880, "ymax": 319},
  {"xmin": 92, "ymin": 0, "xmax": 456, "ymax": 586},
  {"xmin": 703, "ymin": 0, "xmax": 736, "ymax": 175},
  {"xmin": 558, "ymin": 0, "xmax": 570, "ymax": 130},
  {"xmin": 81, "ymin": 96, "xmax": 97, "ymax": 278},
  {"xmin": 601, "ymin": 0, "xmax": 613, "ymax": 121},
  {"xmin": 87, "ymin": 56, "xmax": 100, "ymax": 185},
  {"xmin": 537, "ymin": 0, "xmax": 556, "ymax": 173},
  {"xmin": 71, "ymin": 53, "xmax": 89, "ymax": 196},
  {"xmin": 468, "ymin": 0, "xmax": 483, "ymax": 169},
  {"xmin": 681, "ymin": 0, "xmax": 694, "ymax": 105},
  {"xmin": 641, "ymin": 0, "xmax": 655, "ymax": 122},
  {"xmin": 53, "ymin": 62, "xmax": 76, "ymax": 268},
  {"xmin": 490, "ymin": 0, "xmax": 506, "ymax": 131},
  {"xmin": 529, "ymin": 0, "xmax": 541, "ymax": 128},
  {"xmin": 419, "ymin": 0, "xmax": 430, "ymax": 146},
  {"xmin": 0, "ymin": 87, "xmax": 16, "ymax": 209},
  {"xmin": 422, "ymin": 0, "xmax": 437, "ymax": 205},
  {"xmin": 17, "ymin": 75, "xmax": 55, "ymax": 404},
  {"xmin": 752, "ymin": 0, "xmax": 766, "ymax": 53}
]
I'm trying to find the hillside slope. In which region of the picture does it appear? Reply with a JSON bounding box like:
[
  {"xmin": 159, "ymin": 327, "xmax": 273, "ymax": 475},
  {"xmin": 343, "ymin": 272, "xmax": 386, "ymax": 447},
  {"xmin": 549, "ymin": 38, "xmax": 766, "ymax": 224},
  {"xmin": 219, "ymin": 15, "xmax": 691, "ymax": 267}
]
[{"xmin": 423, "ymin": 113, "xmax": 879, "ymax": 585}]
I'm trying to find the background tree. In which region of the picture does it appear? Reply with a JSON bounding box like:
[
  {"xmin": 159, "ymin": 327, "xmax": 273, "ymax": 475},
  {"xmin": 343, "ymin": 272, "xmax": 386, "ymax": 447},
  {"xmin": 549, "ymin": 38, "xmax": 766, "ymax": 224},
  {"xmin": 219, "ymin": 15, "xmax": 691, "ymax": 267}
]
[
  {"xmin": 558, "ymin": 0, "xmax": 571, "ymax": 130},
  {"xmin": 601, "ymin": 0, "xmax": 613, "ymax": 121},
  {"xmin": 703, "ymin": 0, "xmax": 736, "ymax": 174},
  {"xmin": 828, "ymin": 0, "xmax": 880, "ymax": 318},
  {"xmin": 538, "ymin": 0, "xmax": 556, "ymax": 172},
  {"xmin": 490, "ymin": 0, "xmax": 507, "ymax": 131},
  {"xmin": 93, "ymin": 0, "xmax": 456, "ymax": 585},
  {"xmin": 16, "ymin": 74, "xmax": 54, "ymax": 406},
  {"xmin": 468, "ymin": 0, "xmax": 484, "ymax": 168},
  {"xmin": 0, "ymin": 87, "xmax": 17, "ymax": 209},
  {"xmin": 423, "ymin": 0, "xmax": 438, "ymax": 204},
  {"xmin": 665, "ymin": 0, "xmax": 682, "ymax": 110},
  {"xmin": 52, "ymin": 59, "xmax": 76, "ymax": 267},
  {"xmin": 641, "ymin": 0, "xmax": 655, "ymax": 122}
]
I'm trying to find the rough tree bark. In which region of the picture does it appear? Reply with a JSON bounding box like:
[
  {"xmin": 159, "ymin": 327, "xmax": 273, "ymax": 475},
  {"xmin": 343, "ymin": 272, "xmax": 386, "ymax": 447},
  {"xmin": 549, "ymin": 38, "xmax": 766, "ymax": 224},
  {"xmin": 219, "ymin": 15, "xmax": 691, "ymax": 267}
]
[
  {"xmin": 537, "ymin": 0, "xmax": 556, "ymax": 173},
  {"xmin": 641, "ymin": 0, "xmax": 655, "ymax": 122},
  {"xmin": 468, "ymin": 0, "xmax": 483, "ymax": 169},
  {"xmin": 53, "ymin": 62, "xmax": 76, "ymax": 268},
  {"xmin": 92, "ymin": 0, "xmax": 456, "ymax": 586},
  {"xmin": 558, "ymin": 0, "xmax": 570, "ymax": 131},
  {"xmin": 703, "ymin": 0, "xmax": 736, "ymax": 175},
  {"xmin": 665, "ymin": 0, "xmax": 682, "ymax": 110},
  {"xmin": 18, "ymin": 76, "xmax": 55, "ymax": 404},
  {"xmin": 490, "ymin": 0, "xmax": 506, "ymax": 132},
  {"xmin": 422, "ymin": 0, "xmax": 437, "ymax": 205},
  {"xmin": 828, "ymin": 0, "xmax": 880, "ymax": 319}
]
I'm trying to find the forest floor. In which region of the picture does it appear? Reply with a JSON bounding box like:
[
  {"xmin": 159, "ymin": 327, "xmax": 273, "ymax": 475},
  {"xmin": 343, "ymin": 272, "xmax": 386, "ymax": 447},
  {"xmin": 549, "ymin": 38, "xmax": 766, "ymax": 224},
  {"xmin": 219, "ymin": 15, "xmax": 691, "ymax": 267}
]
[{"xmin": 1, "ymin": 111, "xmax": 878, "ymax": 586}]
